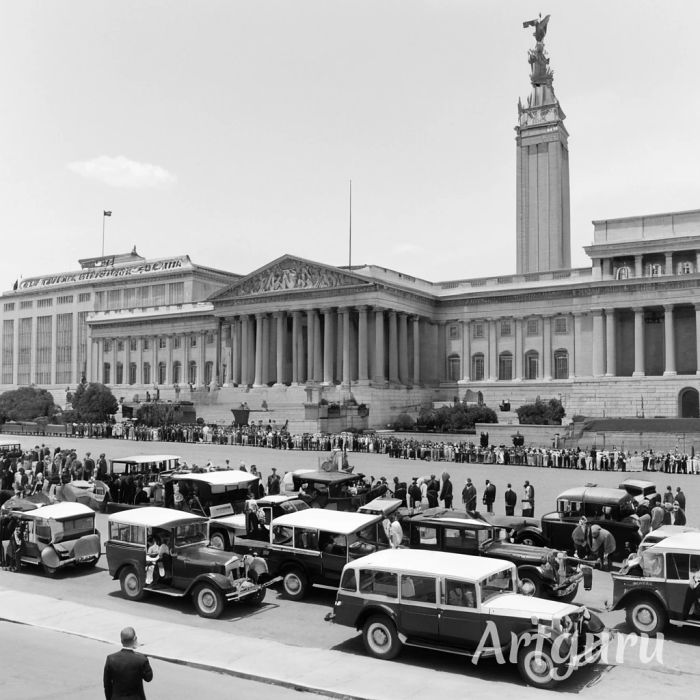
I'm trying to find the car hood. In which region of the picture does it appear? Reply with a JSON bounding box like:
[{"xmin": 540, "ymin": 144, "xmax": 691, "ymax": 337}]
[
  {"xmin": 212, "ymin": 513, "xmax": 246, "ymax": 530},
  {"xmin": 484, "ymin": 593, "xmax": 578, "ymax": 619},
  {"xmin": 485, "ymin": 540, "xmax": 554, "ymax": 564},
  {"xmin": 183, "ymin": 544, "xmax": 241, "ymax": 566}
]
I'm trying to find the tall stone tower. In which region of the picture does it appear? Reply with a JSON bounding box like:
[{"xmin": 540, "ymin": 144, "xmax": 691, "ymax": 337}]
[{"xmin": 515, "ymin": 16, "xmax": 571, "ymax": 274}]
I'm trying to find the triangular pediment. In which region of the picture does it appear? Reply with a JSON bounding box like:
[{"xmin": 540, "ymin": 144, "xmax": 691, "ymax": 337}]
[{"xmin": 210, "ymin": 255, "xmax": 372, "ymax": 301}]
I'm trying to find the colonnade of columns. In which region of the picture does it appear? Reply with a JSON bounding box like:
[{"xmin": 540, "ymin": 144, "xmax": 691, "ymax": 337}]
[{"xmin": 223, "ymin": 307, "xmax": 422, "ymax": 388}]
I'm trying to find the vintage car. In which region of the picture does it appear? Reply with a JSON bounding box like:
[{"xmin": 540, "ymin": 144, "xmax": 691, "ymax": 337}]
[
  {"xmin": 326, "ymin": 549, "xmax": 607, "ymax": 689},
  {"xmin": 109, "ymin": 454, "xmax": 182, "ymax": 478},
  {"xmin": 511, "ymin": 487, "xmax": 641, "ymax": 563},
  {"xmin": 406, "ymin": 510, "xmax": 590, "ymax": 602},
  {"xmin": 618, "ymin": 479, "xmax": 660, "ymax": 507},
  {"xmin": 4, "ymin": 502, "xmax": 101, "ymax": 575},
  {"xmin": 233, "ymin": 508, "xmax": 392, "ymax": 600},
  {"xmin": 637, "ymin": 525, "xmax": 699, "ymax": 553},
  {"xmin": 106, "ymin": 506, "xmax": 274, "ymax": 618},
  {"xmin": 290, "ymin": 470, "xmax": 371, "ymax": 510},
  {"xmin": 610, "ymin": 532, "xmax": 700, "ymax": 635},
  {"xmin": 0, "ymin": 439, "xmax": 22, "ymax": 455}
]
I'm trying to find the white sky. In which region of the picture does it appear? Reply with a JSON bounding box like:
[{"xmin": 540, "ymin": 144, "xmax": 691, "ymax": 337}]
[{"xmin": 2, "ymin": 0, "xmax": 699, "ymax": 287}]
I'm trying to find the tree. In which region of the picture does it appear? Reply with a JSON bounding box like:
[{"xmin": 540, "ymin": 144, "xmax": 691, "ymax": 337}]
[
  {"xmin": 516, "ymin": 397, "xmax": 566, "ymax": 425},
  {"xmin": 71, "ymin": 382, "xmax": 119, "ymax": 422},
  {"xmin": 416, "ymin": 403, "xmax": 497, "ymax": 432},
  {"xmin": 0, "ymin": 386, "xmax": 58, "ymax": 422}
]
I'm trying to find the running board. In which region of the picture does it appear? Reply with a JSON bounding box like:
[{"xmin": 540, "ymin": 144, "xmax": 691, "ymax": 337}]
[
  {"xmin": 670, "ymin": 619, "xmax": 700, "ymax": 628},
  {"xmin": 403, "ymin": 639, "xmax": 504, "ymax": 659}
]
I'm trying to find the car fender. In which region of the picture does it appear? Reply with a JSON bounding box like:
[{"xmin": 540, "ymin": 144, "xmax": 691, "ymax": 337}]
[
  {"xmin": 354, "ymin": 603, "xmax": 399, "ymax": 632},
  {"xmin": 113, "ymin": 558, "xmax": 144, "ymax": 581},
  {"xmin": 611, "ymin": 586, "xmax": 668, "ymax": 613},
  {"xmin": 184, "ymin": 572, "xmax": 231, "ymax": 594},
  {"xmin": 40, "ymin": 547, "xmax": 61, "ymax": 570},
  {"xmin": 517, "ymin": 563, "xmax": 547, "ymax": 581},
  {"xmin": 514, "ymin": 526, "xmax": 547, "ymax": 545},
  {"xmin": 73, "ymin": 533, "xmax": 101, "ymax": 560}
]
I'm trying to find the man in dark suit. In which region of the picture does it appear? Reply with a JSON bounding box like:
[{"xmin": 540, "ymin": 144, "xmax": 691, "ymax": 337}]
[
  {"xmin": 104, "ymin": 626, "xmax": 153, "ymax": 699},
  {"xmin": 504, "ymin": 483, "xmax": 517, "ymax": 516},
  {"xmin": 482, "ymin": 480, "xmax": 496, "ymax": 514}
]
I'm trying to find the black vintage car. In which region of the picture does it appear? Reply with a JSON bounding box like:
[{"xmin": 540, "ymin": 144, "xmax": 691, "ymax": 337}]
[
  {"xmin": 406, "ymin": 510, "xmax": 589, "ymax": 601},
  {"xmin": 290, "ymin": 471, "xmax": 372, "ymax": 511},
  {"xmin": 510, "ymin": 487, "xmax": 641, "ymax": 563}
]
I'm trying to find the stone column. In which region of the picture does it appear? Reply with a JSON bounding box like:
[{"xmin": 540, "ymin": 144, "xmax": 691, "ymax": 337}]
[
  {"xmin": 374, "ymin": 308, "xmax": 386, "ymax": 384},
  {"xmin": 306, "ymin": 310, "xmax": 315, "ymax": 382},
  {"xmin": 388, "ymin": 311, "xmax": 399, "ymax": 383},
  {"xmin": 357, "ymin": 306, "xmax": 369, "ymax": 384},
  {"xmin": 634, "ymin": 254, "xmax": 643, "ymax": 278},
  {"xmin": 604, "ymin": 309, "xmax": 616, "ymax": 377},
  {"xmin": 460, "ymin": 320, "xmax": 470, "ymax": 382},
  {"xmin": 633, "ymin": 307, "xmax": 645, "ymax": 376},
  {"xmin": 112, "ymin": 339, "xmax": 118, "ymax": 385},
  {"xmin": 665, "ymin": 252, "xmax": 674, "ymax": 275},
  {"xmin": 231, "ymin": 319, "xmax": 240, "ymax": 385},
  {"xmin": 664, "ymin": 304, "xmax": 676, "ymax": 376},
  {"xmin": 322, "ymin": 308, "xmax": 334, "ymax": 384},
  {"xmin": 412, "ymin": 316, "xmax": 421, "ymax": 385},
  {"xmin": 215, "ymin": 321, "xmax": 222, "ymax": 384},
  {"xmin": 514, "ymin": 318, "xmax": 523, "ymax": 380},
  {"xmin": 275, "ymin": 312, "xmax": 286, "ymax": 386},
  {"xmin": 312, "ymin": 310, "xmax": 323, "ymax": 382},
  {"xmin": 182, "ymin": 334, "xmax": 189, "ymax": 385},
  {"xmin": 254, "ymin": 314, "xmax": 264, "ymax": 386},
  {"xmin": 199, "ymin": 331, "xmax": 206, "ymax": 385},
  {"xmin": 592, "ymin": 310, "xmax": 605, "ymax": 377},
  {"xmin": 291, "ymin": 311, "xmax": 301, "ymax": 385},
  {"xmin": 696, "ymin": 251, "xmax": 700, "ymax": 273},
  {"xmin": 240, "ymin": 317, "xmax": 250, "ymax": 386},
  {"xmin": 572, "ymin": 313, "xmax": 582, "ymax": 378},
  {"xmin": 488, "ymin": 319, "xmax": 497, "ymax": 380},
  {"xmin": 138, "ymin": 338, "xmax": 144, "ymax": 384},
  {"xmin": 543, "ymin": 316, "xmax": 552, "ymax": 380},
  {"xmin": 261, "ymin": 316, "xmax": 270, "ymax": 385},
  {"xmin": 398, "ymin": 313, "xmax": 409, "ymax": 384},
  {"xmin": 437, "ymin": 321, "xmax": 446, "ymax": 382},
  {"xmin": 695, "ymin": 304, "xmax": 700, "ymax": 376},
  {"xmin": 166, "ymin": 335, "xmax": 173, "ymax": 385},
  {"xmin": 341, "ymin": 308, "xmax": 352, "ymax": 386}
]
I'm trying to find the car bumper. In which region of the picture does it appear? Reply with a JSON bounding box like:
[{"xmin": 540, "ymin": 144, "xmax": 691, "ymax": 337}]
[
  {"xmin": 569, "ymin": 631, "xmax": 613, "ymax": 669},
  {"xmin": 225, "ymin": 575, "xmax": 282, "ymax": 602}
]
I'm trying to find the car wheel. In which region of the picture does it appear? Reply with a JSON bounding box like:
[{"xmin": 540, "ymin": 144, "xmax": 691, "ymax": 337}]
[
  {"xmin": 119, "ymin": 566, "xmax": 145, "ymax": 601},
  {"xmin": 42, "ymin": 563, "xmax": 59, "ymax": 577},
  {"xmin": 626, "ymin": 598, "xmax": 667, "ymax": 636},
  {"xmin": 282, "ymin": 568, "xmax": 308, "ymax": 600},
  {"xmin": 362, "ymin": 615, "xmax": 401, "ymax": 660},
  {"xmin": 516, "ymin": 532, "xmax": 545, "ymax": 547},
  {"xmin": 192, "ymin": 583, "xmax": 225, "ymax": 619},
  {"xmin": 519, "ymin": 572, "xmax": 543, "ymax": 598},
  {"xmin": 209, "ymin": 531, "xmax": 228, "ymax": 551},
  {"xmin": 517, "ymin": 641, "xmax": 559, "ymax": 689}
]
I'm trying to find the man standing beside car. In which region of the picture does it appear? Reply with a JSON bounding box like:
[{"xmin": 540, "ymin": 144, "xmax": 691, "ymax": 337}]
[{"xmin": 589, "ymin": 524, "xmax": 616, "ymax": 571}]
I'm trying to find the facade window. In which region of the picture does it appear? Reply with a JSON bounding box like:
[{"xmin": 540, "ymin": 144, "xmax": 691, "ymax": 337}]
[
  {"xmin": 206, "ymin": 332, "xmax": 215, "ymax": 345},
  {"xmin": 107, "ymin": 289, "xmax": 121, "ymax": 310},
  {"xmin": 190, "ymin": 335, "xmax": 197, "ymax": 347},
  {"xmin": 78, "ymin": 292, "xmax": 91, "ymax": 303},
  {"xmin": 103, "ymin": 339, "xmax": 112, "ymax": 353},
  {"xmin": 173, "ymin": 335, "xmax": 182, "ymax": 349},
  {"xmin": 4, "ymin": 302, "xmax": 14, "ymax": 311},
  {"xmin": 615, "ymin": 266, "xmax": 630, "ymax": 280},
  {"xmin": 116, "ymin": 362, "xmax": 124, "ymax": 384},
  {"xmin": 188, "ymin": 360, "xmax": 197, "ymax": 385},
  {"xmin": 103, "ymin": 363, "xmax": 111, "ymax": 384},
  {"xmin": 172, "ymin": 361, "xmax": 182, "ymax": 384},
  {"xmin": 142, "ymin": 362, "xmax": 151, "ymax": 385},
  {"xmin": 204, "ymin": 361, "xmax": 214, "ymax": 385},
  {"xmin": 678, "ymin": 262, "xmax": 694, "ymax": 275},
  {"xmin": 77, "ymin": 311, "xmax": 88, "ymax": 380},
  {"xmin": 124, "ymin": 288, "xmax": 137, "ymax": 308},
  {"xmin": 117, "ymin": 340, "xmax": 124, "ymax": 352},
  {"xmin": 500, "ymin": 319, "xmax": 512, "ymax": 337},
  {"xmin": 554, "ymin": 349, "xmax": 569, "ymax": 379},
  {"xmin": 471, "ymin": 353, "xmax": 485, "ymax": 381},
  {"xmin": 17, "ymin": 317, "xmax": 32, "ymax": 385},
  {"xmin": 143, "ymin": 338, "xmax": 150, "ymax": 350},
  {"xmin": 35, "ymin": 316, "xmax": 52, "ymax": 384},
  {"xmin": 20, "ymin": 300, "xmax": 33, "ymax": 309},
  {"xmin": 649, "ymin": 264, "xmax": 662, "ymax": 277},
  {"xmin": 448, "ymin": 325, "xmax": 459, "ymax": 340},
  {"xmin": 169, "ymin": 282, "xmax": 185, "ymax": 304},
  {"xmin": 159, "ymin": 336, "xmax": 167, "ymax": 349},
  {"xmin": 498, "ymin": 352, "xmax": 513, "ymax": 381},
  {"xmin": 57, "ymin": 295, "xmax": 74, "ymax": 305},
  {"xmin": 472, "ymin": 322, "xmax": 484, "ymax": 339},
  {"xmin": 158, "ymin": 361, "xmax": 167, "ymax": 384},
  {"xmin": 152, "ymin": 284, "xmax": 166, "ymax": 306},
  {"xmin": 525, "ymin": 351, "xmax": 539, "ymax": 380},
  {"xmin": 526, "ymin": 319, "xmax": 539, "ymax": 336},
  {"xmin": 94, "ymin": 292, "xmax": 105, "ymax": 310},
  {"xmin": 554, "ymin": 316, "xmax": 568, "ymax": 334},
  {"xmin": 2, "ymin": 320, "xmax": 14, "ymax": 384},
  {"xmin": 447, "ymin": 353, "xmax": 460, "ymax": 382},
  {"xmin": 37, "ymin": 298, "xmax": 53, "ymax": 309},
  {"xmin": 128, "ymin": 362, "xmax": 137, "ymax": 385},
  {"xmin": 55, "ymin": 313, "xmax": 73, "ymax": 385},
  {"xmin": 129, "ymin": 338, "xmax": 137, "ymax": 352}
]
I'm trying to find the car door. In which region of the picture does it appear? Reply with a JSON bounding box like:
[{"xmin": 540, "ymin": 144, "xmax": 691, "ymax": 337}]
[
  {"xmin": 437, "ymin": 578, "xmax": 485, "ymax": 649},
  {"xmin": 398, "ymin": 574, "xmax": 439, "ymax": 641},
  {"xmin": 319, "ymin": 531, "xmax": 347, "ymax": 585},
  {"xmin": 665, "ymin": 552, "xmax": 700, "ymax": 618}
]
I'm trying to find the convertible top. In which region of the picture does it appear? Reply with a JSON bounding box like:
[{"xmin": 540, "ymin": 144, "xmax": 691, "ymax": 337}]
[{"xmin": 557, "ymin": 487, "xmax": 632, "ymax": 505}]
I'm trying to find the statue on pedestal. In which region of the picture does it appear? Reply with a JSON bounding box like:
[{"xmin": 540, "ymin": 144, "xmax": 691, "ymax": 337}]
[{"xmin": 523, "ymin": 14, "xmax": 553, "ymax": 86}]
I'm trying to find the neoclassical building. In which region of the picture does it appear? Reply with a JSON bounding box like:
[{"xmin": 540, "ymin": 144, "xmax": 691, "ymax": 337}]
[{"xmin": 3, "ymin": 25, "xmax": 700, "ymax": 426}]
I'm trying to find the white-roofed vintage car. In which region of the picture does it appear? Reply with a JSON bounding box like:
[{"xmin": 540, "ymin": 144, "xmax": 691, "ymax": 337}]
[
  {"xmin": 610, "ymin": 531, "xmax": 700, "ymax": 635},
  {"xmin": 326, "ymin": 549, "xmax": 608, "ymax": 689},
  {"xmin": 106, "ymin": 506, "xmax": 276, "ymax": 618},
  {"xmin": 233, "ymin": 508, "xmax": 392, "ymax": 600},
  {"xmin": 5, "ymin": 502, "xmax": 101, "ymax": 575}
]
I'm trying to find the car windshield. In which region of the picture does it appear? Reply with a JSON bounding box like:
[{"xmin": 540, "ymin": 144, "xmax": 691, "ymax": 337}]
[
  {"xmin": 641, "ymin": 551, "xmax": 664, "ymax": 578},
  {"xmin": 174, "ymin": 522, "xmax": 208, "ymax": 547},
  {"xmin": 481, "ymin": 569, "xmax": 515, "ymax": 603}
]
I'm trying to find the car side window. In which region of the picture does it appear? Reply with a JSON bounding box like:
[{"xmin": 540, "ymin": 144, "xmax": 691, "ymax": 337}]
[
  {"xmin": 400, "ymin": 574, "xmax": 436, "ymax": 604},
  {"xmin": 319, "ymin": 531, "xmax": 347, "ymax": 556},
  {"xmin": 444, "ymin": 579, "xmax": 476, "ymax": 608},
  {"xmin": 340, "ymin": 568, "xmax": 357, "ymax": 592},
  {"xmin": 667, "ymin": 553, "xmax": 691, "ymax": 580},
  {"xmin": 443, "ymin": 527, "xmax": 477, "ymax": 553},
  {"xmin": 418, "ymin": 526, "xmax": 438, "ymax": 547},
  {"xmin": 272, "ymin": 525, "xmax": 293, "ymax": 545},
  {"xmin": 294, "ymin": 527, "xmax": 319, "ymax": 550},
  {"xmin": 359, "ymin": 570, "xmax": 398, "ymax": 598}
]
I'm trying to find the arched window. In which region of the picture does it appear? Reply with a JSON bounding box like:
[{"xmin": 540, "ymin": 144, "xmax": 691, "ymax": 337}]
[
  {"xmin": 498, "ymin": 352, "xmax": 513, "ymax": 380},
  {"xmin": 103, "ymin": 363, "xmax": 111, "ymax": 384},
  {"xmin": 172, "ymin": 361, "xmax": 182, "ymax": 384},
  {"xmin": 115, "ymin": 362, "xmax": 124, "ymax": 384},
  {"xmin": 471, "ymin": 353, "xmax": 485, "ymax": 381},
  {"xmin": 615, "ymin": 266, "xmax": 630, "ymax": 280},
  {"xmin": 142, "ymin": 362, "xmax": 151, "ymax": 385},
  {"xmin": 525, "ymin": 350, "xmax": 539, "ymax": 380},
  {"xmin": 447, "ymin": 353, "xmax": 461, "ymax": 382},
  {"xmin": 204, "ymin": 361, "xmax": 214, "ymax": 385},
  {"xmin": 188, "ymin": 361, "xmax": 197, "ymax": 385},
  {"xmin": 128, "ymin": 363, "xmax": 137, "ymax": 385},
  {"xmin": 158, "ymin": 361, "xmax": 167, "ymax": 384},
  {"xmin": 554, "ymin": 349, "xmax": 569, "ymax": 379}
]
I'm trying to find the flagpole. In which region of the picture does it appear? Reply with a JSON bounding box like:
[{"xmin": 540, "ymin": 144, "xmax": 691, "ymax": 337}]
[
  {"xmin": 348, "ymin": 179, "xmax": 352, "ymax": 269},
  {"xmin": 102, "ymin": 213, "xmax": 106, "ymax": 257}
]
